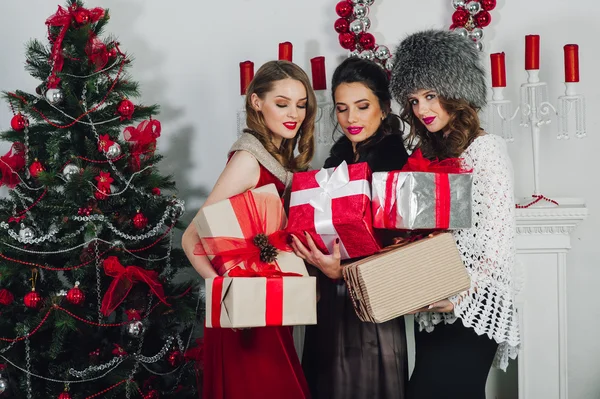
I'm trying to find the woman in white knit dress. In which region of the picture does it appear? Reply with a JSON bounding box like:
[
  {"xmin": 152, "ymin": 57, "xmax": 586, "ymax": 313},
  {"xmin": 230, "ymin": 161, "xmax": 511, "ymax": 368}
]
[{"xmin": 390, "ymin": 30, "xmax": 520, "ymax": 398}]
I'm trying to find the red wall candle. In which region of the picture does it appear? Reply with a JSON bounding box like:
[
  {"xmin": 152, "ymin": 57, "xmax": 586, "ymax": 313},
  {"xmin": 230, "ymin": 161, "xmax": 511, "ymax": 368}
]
[
  {"xmin": 563, "ymin": 44, "xmax": 579, "ymax": 83},
  {"xmin": 525, "ymin": 35, "xmax": 540, "ymax": 70},
  {"xmin": 310, "ymin": 56, "xmax": 327, "ymax": 91},
  {"xmin": 490, "ymin": 52, "xmax": 506, "ymax": 87},
  {"xmin": 239, "ymin": 61, "xmax": 254, "ymax": 95},
  {"xmin": 279, "ymin": 42, "xmax": 293, "ymax": 62}
]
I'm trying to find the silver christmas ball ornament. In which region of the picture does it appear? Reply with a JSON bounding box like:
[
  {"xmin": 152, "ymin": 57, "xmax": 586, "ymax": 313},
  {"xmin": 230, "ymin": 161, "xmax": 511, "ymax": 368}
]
[
  {"xmin": 374, "ymin": 45, "xmax": 391, "ymax": 60},
  {"xmin": 470, "ymin": 28, "xmax": 485, "ymax": 41},
  {"xmin": 45, "ymin": 88, "xmax": 64, "ymax": 105},
  {"xmin": 359, "ymin": 50, "xmax": 375, "ymax": 61},
  {"xmin": 353, "ymin": 4, "xmax": 369, "ymax": 19},
  {"xmin": 0, "ymin": 377, "xmax": 7, "ymax": 394},
  {"xmin": 127, "ymin": 320, "xmax": 144, "ymax": 337},
  {"xmin": 359, "ymin": 17, "xmax": 371, "ymax": 31},
  {"xmin": 466, "ymin": 1, "xmax": 482, "ymax": 15},
  {"xmin": 62, "ymin": 164, "xmax": 80, "ymax": 181},
  {"xmin": 106, "ymin": 143, "xmax": 121, "ymax": 159},
  {"xmin": 452, "ymin": 0, "xmax": 467, "ymax": 9},
  {"xmin": 453, "ymin": 27, "xmax": 469, "ymax": 38},
  {"xmin": 19, "ymin": 226, "xmax": 34, "ymax": 241},
  {"xmin": 348, "ymin": 50, "xmax": 361, "ymax": 58},
  {"xmin": 385, "ymin": 58, "xmax": 394, "ymax": 71},
  {"xmin": 349, "ymin": 19, "xmax": 366, "ymax": 35},
  {"xmin": 474, "ymin": 40, "xmax": 484, "ymax": 52}
]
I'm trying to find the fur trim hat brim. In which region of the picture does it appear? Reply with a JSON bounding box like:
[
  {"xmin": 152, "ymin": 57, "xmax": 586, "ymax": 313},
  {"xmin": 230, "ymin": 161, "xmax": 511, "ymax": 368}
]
[{"xmin": 390, "ymin": 29, "xmax": 487, "ymax": 109}]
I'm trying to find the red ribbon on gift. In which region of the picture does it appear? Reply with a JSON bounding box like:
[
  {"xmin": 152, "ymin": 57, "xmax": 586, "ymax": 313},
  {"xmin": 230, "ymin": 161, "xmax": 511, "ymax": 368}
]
[
  {"xmin": 45, "ymin": 5, "xmax": 105, "ymax": 88},
  {"xmin": 382, "ymin": 149, "xmax": 470, "ymax": 229},
  {"xmin": 0, "ymin": 143, "xmax": 26, "ymax": 188},
  {"xmin": 100, "ymin": 256, "xmax": 169, "ymax": 317},
  {"xmin": 194, "ymin": 191, "xmax": 292, "ymax": 276},
  {"xmin": 401, "ymin": 148, "xmax": 469, "ymax": 174},
  {"xmin": 123, "ymin": 119, "xmax": 161, "ymax": 171},
  {"xmin": 210, "ymin": 267, "xmax": 302, "ymax": 328}
]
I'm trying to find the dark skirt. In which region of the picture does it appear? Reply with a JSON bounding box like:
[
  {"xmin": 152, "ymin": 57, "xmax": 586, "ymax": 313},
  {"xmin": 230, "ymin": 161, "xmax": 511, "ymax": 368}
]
[{"xmin": 302, "ymin": 274, "xmax": 408, "ymax": 399}]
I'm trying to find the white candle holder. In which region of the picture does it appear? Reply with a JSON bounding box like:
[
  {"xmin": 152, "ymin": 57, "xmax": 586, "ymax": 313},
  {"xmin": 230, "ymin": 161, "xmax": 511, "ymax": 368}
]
[{"xmin": 487, "ymin": 69, "xmax": 586, "ymax": 207}]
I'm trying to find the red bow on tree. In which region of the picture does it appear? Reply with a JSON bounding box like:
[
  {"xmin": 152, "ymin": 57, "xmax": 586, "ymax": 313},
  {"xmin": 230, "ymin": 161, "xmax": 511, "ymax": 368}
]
[
  {"xmin": 45, "ymin": 5, "xmax": 105, "ymax": 88},
  {"xmin": 123, "ymin": 119, "xmax": 161, "ymax": 171},
  {"xmin": 86, "ymin": 33, "xmax": 109, "ymax": 72},
  {"xmin": 0, "ymin": 143, "xmax": 26, "ymax": 188},
  {"xmin": 100, "ymin": 256, "xmax": 169, "ymax": 317}
]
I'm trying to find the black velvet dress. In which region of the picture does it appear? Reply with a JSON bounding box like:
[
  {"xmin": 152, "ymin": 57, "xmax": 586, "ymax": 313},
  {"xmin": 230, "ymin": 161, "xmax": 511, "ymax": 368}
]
[{"xmin": 302, "ymin": 133, "xmax": 410, "ymax": 399}]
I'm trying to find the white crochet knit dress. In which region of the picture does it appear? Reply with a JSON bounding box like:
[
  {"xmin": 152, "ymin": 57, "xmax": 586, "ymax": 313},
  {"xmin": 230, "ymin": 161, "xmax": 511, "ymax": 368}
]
[{"xmin": 414, "ymin": 134, "xmax": 520, "ymax": 371}]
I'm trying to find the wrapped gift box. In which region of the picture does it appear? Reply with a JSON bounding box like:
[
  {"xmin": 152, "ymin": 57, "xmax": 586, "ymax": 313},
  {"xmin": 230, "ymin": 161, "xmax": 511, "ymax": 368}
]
[
  {"xmin": 287, "ymin": 161, "xmax": 380, "ymax": 260},
  {"xmin": 194, "ymin": 184, "xmax": 308, "ymax": 276},
  {"xmin": 343, "ymin": 233, "xmax": 471, "ymax": 323},
  {"xmin": 205, "ymin": 275, "xmax": 317, "ymax": 328},
  {"xmin": 371, "ymin": 170, "xmax": 472, "ymax": 230}
]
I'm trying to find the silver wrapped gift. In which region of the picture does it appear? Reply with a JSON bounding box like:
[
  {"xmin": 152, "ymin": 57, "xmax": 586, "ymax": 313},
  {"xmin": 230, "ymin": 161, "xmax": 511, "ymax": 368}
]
[{"xmin": 371, "ymin": 171, "xmax": 473, "ymax": 230}]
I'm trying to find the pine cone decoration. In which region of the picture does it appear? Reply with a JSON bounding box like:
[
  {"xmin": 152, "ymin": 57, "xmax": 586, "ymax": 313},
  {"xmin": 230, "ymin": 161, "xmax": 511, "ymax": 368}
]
[{"xmin": 253, "ymin": 233, "xmax": 278, "ymax": 264}]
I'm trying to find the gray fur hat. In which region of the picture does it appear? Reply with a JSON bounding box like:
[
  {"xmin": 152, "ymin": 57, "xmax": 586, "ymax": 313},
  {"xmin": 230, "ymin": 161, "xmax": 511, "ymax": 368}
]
[{"xmin": 390, "ymin": 29, "xmax": 487, "ymax": 109}]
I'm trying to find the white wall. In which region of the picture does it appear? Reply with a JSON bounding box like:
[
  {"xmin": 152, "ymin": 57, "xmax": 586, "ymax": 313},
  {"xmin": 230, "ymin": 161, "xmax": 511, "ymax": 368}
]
[{"xmin": 0, "ymin": 1, "xmax": 597, "ymax": 397}]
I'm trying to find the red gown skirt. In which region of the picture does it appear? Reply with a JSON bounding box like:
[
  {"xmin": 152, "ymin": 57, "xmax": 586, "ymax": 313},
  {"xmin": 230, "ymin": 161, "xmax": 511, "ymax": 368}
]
[{"xmin": 202, "ymin": 165, "xmax": 310, "ymax": 399}]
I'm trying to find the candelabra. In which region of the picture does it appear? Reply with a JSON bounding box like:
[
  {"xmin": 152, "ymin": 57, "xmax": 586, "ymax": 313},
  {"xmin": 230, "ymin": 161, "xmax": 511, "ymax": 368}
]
[{"xmin": 487, "ymin": 40, "xmax": 585, "ymax": 208}]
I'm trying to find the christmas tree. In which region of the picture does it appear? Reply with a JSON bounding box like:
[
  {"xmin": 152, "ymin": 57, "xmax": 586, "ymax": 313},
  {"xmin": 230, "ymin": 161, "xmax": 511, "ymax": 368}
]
[{"xmin": 0, "ymin": 2, "xmax": 202, "ymax": 398}]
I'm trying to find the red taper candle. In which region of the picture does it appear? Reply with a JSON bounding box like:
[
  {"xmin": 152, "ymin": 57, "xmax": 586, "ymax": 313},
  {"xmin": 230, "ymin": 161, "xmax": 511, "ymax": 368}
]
[
  {"xmin": 563, "ymin": 44, "xmax": 579, "ymax": 83},
  {"xmin": 239, "ymin": 61, "xmax": 254, "ymax": 95},
  {"xmin": 310, "ymin": 56, "xmax": 327, "ymax": 91},
  {"xmin": 278, "ymin": 42, "xmax": 293, "ymax": 62},
  {"xmin": 525, "ymin": 35, "xmax": 540, "ymax": 70},
  {"xmin": 490, "ymin": 52, "xmax": 506, "ymax": 87}
]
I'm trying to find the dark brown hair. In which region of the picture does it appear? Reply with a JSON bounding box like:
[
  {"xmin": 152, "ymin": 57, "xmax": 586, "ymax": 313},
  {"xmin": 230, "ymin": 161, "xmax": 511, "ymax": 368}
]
[
  {"xmin": 401, "ymin": 96, "xmax": 482, "ymax": 160},
  {"xmin": 244, "ymin": 60, "xmax": 316, "ymax": 172}
]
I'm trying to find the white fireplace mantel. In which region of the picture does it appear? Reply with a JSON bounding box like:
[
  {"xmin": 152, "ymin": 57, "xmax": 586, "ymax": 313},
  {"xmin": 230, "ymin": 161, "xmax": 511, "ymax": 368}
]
[{"xmin": 486, "ymin": 198, "xmax": 588, "ymax": 399}]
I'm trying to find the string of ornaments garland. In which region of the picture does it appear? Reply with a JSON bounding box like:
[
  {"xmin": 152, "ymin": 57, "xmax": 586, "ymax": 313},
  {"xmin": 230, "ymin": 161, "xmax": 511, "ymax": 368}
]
[
  {"xmin": 334, "ymin": 0, "xmax": 497, "ymax": 60},
  {"xmin": 450, "ymin": 0, "xmax": 497, "ymax": 51}
]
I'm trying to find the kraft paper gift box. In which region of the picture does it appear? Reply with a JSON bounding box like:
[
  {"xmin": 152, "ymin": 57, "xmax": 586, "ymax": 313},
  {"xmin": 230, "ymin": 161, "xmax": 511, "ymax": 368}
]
[
  {"xmin": 193, "ymin": 184, "xmax": 308, "ymax": 277},
  {"xmin": 287, "ymin": 161, "xmax": 380, "ymax": 260},
  {"xmin": 371, "ymin": 149, "xmax": 473, "ymax": 230},
  {"xmin": 205, "ymin": 273, "xmax": 317, "ymax": 328},
  {"xmin": 342, "ymin": 233, "xmax": 471, "ymax": 323}
]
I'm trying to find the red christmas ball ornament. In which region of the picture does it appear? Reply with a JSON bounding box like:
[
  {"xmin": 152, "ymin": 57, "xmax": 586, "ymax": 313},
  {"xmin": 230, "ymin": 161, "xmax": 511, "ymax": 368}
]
[
  {"xmin": 335, "ymin": 1, "xmax": 353, "ymax": 18},
  {"xmin": 58, "ymin": 392, "xmax": 72, "ymax": 399},
  {"xmin": 359, "ymin": 33, "xmax": 376, "ymax": 50},
  {"xmin": 0, "ymin": 289, "xmax": 14, "ymax": 306},
  {"xmin": 151, "ymin": 188, "xmax": 161, "ymax": 196},
  {"xmin": 143, "ymin": 390, "xmax": 159, "ymax": 399},
  {"xmin": 108, "ymin": 47, "xmax": 118, "ymax": 58},
  {"xmin": 339, "ymin": 33, "xmax": 356, "ymax": 50},
  {"xmin": 94, "ymin": 189, "xmax": 109, "ymax": 201},
  {"xmin": 24, "ymin": 290, "xmax": 42, "ymax": 309},
  {"xmin": 480, "ymin": 0, "xmax": 497, "ymax": 11},
  {"xmin": 10, "ymin": 114, "xmax": 28, "ymax": 132},
  {"xmin": 474, "ymin": 10, "xmax": 492, "ymax": 27},
  {"xmin": 167, "ymin": 350, "xmax": 183, "ymax": 367},
  {"xmin": 133, "ymin": 211, "xmax": 148, "ymax": 229},
  {"xmin": 334, "ymin": 17, "xmax": 350, "ymax": 34},
  {"xmin": 29, "ymin": 159, "xmax": 45, "ymax": 178},
  {"xmin": 452, "ymin": 9, "xmax": 470, "ymax": 26},
  {"xmin": 116, "ymin": 99, "xmax": 135, "ymax": 120},
  {"xmin": 73, "ymin": 8, "xmax": 91, "ymax": 25},
  {"xmin": 66, "ymin": 282, "xmax": 85, "ymax": 306}
]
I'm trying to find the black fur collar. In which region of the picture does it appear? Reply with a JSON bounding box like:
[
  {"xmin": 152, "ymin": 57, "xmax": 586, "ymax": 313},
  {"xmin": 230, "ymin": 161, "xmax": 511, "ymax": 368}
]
[{"xmin": 323, "ymin": 133, "xmax": 409, "ymax": 173}]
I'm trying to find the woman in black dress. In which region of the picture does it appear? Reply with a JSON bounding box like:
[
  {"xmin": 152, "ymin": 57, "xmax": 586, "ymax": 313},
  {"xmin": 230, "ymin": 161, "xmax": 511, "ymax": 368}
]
[{"xmin": 291, "ymin": 57, "xmax": 410, "ymax": 399}]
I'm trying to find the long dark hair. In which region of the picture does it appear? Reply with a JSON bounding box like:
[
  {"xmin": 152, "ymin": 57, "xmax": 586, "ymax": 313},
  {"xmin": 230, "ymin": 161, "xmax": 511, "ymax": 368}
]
[
  {"xmin": 330, "ymin": 57, "xmax": 403, "ymax": 158},
  {"xmin": 400, "ymin": 96, "xmax": 482, "ymax": 160}
]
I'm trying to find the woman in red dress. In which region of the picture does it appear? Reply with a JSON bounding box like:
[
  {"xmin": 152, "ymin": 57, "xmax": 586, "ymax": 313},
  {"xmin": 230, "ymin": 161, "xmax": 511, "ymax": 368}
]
[{"xmin": 182, "ymin": 60, "xmax": 316, "ymax": 399}]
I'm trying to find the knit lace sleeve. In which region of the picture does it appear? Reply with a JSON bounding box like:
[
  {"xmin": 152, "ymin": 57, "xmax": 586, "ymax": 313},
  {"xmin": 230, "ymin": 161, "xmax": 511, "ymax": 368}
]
[{"xmin": 414, "ymin": 134, "xmax": 521, "ymax": 371}]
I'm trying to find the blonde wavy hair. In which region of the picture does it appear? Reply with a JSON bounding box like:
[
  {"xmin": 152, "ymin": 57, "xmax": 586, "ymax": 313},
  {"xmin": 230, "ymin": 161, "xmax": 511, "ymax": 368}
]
[
  {"xmin": 244, "ymin": 60, "xmax": 316, "ymax": 172},
  {"xmin": 401, "ymin": 96, "xmax": 483, "ymax": 160}
]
